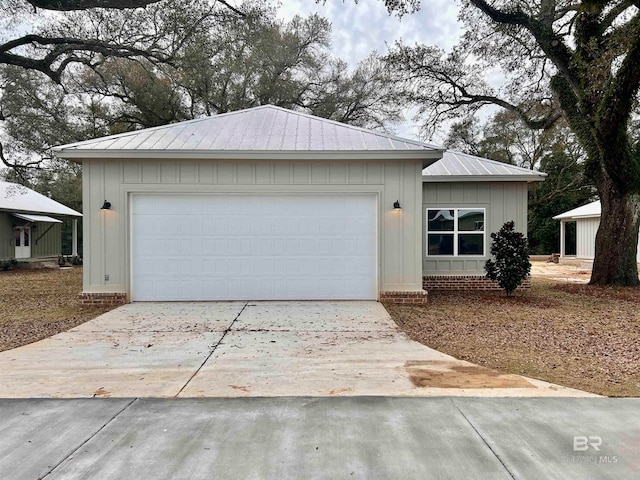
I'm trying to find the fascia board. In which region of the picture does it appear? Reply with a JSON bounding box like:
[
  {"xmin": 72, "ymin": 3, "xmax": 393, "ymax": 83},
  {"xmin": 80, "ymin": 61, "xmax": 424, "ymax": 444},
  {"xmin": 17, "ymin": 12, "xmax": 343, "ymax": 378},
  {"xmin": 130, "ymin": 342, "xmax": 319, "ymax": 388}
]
[
  {"xmin": 57, "ymin": 149, "xmax": 445, "ymax": 167},
  {"xmin": 422, "ymin": 174, "xmax": 547, "ymax": 183}
]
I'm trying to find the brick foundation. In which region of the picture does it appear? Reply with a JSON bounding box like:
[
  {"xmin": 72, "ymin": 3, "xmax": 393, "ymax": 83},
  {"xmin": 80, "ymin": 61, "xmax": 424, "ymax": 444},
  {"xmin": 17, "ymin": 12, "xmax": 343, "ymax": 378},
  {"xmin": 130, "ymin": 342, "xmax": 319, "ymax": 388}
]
[
  {"xmin": 379, "ymin": 290, "xmax": 428, "ymax": 304},
  {"xmin": 79, "ymin": 292, "xmax": 127, "ymax": 306},
  {"xmin": 423, "ymin": 275, "xmax": 531, "ymax": 291}
]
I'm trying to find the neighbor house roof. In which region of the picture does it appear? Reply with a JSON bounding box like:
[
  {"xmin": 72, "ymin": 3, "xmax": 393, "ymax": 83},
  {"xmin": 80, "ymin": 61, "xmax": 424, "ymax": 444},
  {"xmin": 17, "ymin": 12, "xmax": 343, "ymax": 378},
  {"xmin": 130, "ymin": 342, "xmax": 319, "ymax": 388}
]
[
  {"xmin": 53, "ymin": 105, "xmax": 445, "ymax": 166},
  {"xmin": 0, "ymin": 181, "xmax": 82, "ymax": 217},
  {"xmin": 553, "ymin": 200, "xmax": 600, "ymax": 220},
  {"xmin": 422, "ymin": 150, "xmax": 547, "ymax": 182}
]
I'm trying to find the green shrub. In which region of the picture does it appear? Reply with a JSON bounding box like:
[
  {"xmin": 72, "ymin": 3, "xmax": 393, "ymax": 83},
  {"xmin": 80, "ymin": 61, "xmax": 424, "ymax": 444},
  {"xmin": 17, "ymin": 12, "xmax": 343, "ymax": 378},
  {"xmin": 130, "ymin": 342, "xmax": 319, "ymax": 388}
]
[
  {"xmin": 58, "ymin": 255, "xmax": 82, "ymax": 266},
  {"xmin": 0, "ymin": 258, "xmax": 17, "ymax": 271},
  {"xmin": 485, "ymin": 221, "xmax": 531, "ymax": 296}
]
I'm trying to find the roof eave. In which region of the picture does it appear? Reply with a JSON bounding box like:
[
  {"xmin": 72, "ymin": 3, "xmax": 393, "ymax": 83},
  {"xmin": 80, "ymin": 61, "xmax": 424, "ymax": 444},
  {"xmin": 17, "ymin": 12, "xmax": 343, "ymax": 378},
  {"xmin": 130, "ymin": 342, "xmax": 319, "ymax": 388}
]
[
  {"xmin": 553, "ymin": 213, "xmax": 600, "ymax": 220},
  {"xmin": 0, "ymin": 207, "xmax": 82, "ymax": 218},
  {"xmin": 422, "ymin": 174, "xmax": 546, "ymax": 183},
  {"xmin": 55, "ymin": 149, "xmax": 445, "ymax": 167}
]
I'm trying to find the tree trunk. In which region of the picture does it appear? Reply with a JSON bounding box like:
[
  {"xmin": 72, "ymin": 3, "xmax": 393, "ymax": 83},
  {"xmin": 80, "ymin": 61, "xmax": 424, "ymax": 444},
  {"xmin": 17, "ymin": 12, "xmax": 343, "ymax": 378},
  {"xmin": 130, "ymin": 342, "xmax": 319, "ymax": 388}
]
[{"xmin": 590, "ymin": 175, "xmax": 640, "ymax": 286}]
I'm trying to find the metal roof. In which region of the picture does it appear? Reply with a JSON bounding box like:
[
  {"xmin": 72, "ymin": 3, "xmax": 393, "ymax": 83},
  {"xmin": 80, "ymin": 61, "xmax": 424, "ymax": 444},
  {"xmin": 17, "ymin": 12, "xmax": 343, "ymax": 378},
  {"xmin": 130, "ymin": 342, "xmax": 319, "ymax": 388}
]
[
  {"xmin": 553, "ymin": 200, "xmax": 600, "ymax": 220},
  {"xmin": 11, "ymin": 213, "xmax": 63, "ymax": 223},
  {"xmin": 53, "ymin": 105, "xmax": 444, "ymax": 165},
  {"xmin": 423, "ymin": 150, "xmax": 547, "ymax": 182},
  {"xmin": 0, "ymin": 182, "xmax": 82, "ymax": 217}
]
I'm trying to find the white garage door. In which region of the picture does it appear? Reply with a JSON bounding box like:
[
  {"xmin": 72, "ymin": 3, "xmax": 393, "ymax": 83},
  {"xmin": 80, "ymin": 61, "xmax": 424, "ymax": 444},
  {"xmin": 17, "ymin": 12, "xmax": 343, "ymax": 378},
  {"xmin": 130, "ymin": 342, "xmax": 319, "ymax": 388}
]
[{"xmin": 131, "ymin": 194, "xmax": 377, "ymax": 301}]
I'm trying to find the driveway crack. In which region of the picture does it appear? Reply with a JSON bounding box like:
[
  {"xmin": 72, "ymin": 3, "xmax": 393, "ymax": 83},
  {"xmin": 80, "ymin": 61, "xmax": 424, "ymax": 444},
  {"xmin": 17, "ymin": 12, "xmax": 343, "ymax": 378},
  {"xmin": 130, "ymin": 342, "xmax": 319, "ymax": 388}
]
[
  {"xmin": 175, "ymin": 302, "xmax": 249, "ymax": 397},
  {"xmin": 40, "ymin": 398, "xmax": 137, "ymax": 479},
  {"xmin": 450, "ymin": 398, "xmax": 516, "ymax": 480}
]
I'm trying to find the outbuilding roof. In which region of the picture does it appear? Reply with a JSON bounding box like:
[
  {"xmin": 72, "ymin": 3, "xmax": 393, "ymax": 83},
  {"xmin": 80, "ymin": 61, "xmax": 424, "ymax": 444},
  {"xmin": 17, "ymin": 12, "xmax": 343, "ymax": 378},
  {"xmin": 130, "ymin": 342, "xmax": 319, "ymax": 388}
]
[
  {"xmin": 553, "ymin": 200, "xmax": 600, "ymax": 220},
  {"xmin": 423, "ymin": 150, "xmax": 547, "ymax": 182},
  {"xmin": 0, "ymin": 181, "xmax": 82, "ymax": 217},
  {"xmin": 53, "ymin": 105, "xmax": 444, "ymax": 166}
]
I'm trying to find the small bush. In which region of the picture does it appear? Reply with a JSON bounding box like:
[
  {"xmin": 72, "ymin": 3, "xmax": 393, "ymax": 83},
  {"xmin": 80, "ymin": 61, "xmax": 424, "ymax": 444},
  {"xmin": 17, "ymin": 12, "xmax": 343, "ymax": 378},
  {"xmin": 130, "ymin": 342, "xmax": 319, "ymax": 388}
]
[
  {"xmin": 58, "ymin": 255, "xmax": 83, "ymax": 266},
  {"xmin": 0, "ymin": 258, "xmax": 17, "ymax": 271},
  {"xmin": 485, "ymin": 221, "xmax": 531, "ymax": 296}
]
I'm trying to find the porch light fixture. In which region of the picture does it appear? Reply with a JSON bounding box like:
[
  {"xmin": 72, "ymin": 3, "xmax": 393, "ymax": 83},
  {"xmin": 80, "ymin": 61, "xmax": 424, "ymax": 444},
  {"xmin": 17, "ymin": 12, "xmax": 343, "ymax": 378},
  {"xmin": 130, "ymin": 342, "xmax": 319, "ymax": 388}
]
[
  {"xmin": 101, "ymin": 200, "xmax": 112, "ymax": 210},
  {"xmin": 393, "ymin": 200, "xmax": 402, "ymax": 210}
]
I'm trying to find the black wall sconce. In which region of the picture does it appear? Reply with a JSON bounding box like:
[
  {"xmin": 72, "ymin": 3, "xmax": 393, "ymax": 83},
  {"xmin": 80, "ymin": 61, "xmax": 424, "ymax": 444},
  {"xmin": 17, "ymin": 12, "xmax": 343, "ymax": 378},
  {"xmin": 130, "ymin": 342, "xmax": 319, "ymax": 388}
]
[
  {"xmin": 101, "ymin": 200, "xmax": 112, "ymax": 210},
  {"xmin": 393, "ymin": 200, "xmax": 402, "ymax": 210}
]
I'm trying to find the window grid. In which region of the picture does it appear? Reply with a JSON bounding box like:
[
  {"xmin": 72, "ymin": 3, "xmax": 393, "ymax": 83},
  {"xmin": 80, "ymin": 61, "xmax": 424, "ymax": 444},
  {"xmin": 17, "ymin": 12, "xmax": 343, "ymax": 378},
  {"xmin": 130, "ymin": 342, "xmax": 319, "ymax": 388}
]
[{"xmin": 426, "ymin": 208, "xmax": 486, "ymax": 257}]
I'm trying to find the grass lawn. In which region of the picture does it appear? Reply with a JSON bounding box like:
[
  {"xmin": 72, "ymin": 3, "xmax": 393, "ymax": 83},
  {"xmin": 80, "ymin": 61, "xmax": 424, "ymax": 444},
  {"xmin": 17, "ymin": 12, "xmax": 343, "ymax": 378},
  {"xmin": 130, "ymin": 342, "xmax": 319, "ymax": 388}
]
[
  {"xmin": 386, "ymin": 277, "xmax": 640, "ymax": 397},
  {"xmin": 0, "ymin": 267, "xmax": 113, "ymax": 352}
]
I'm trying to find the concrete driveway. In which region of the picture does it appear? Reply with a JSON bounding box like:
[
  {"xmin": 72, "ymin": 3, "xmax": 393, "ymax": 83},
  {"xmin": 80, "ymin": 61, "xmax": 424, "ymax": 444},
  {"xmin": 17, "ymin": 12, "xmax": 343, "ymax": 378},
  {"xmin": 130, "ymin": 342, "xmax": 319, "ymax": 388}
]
[
  {"xmin": 1, "ymin": 397, "xmax": 638, "ymax": 479},
  {"xmin": 0, "ymin": 301, "xmax": 595, "ymax": 398}
]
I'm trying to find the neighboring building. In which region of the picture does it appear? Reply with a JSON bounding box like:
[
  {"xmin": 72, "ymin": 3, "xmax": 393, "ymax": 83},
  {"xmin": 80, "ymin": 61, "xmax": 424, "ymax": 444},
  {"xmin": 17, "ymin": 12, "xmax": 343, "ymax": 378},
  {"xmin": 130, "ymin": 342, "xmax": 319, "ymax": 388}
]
[
  {"xmin": 53, "ymin": 105, "xmax": 544, "ymax": 305},
  {"xmin": 0, "ymin": 181, "xmax": 82, "ymax": 262},
  {"xmin": 553, "ymin": 200, "xmax": 640, "ymax": 264}
]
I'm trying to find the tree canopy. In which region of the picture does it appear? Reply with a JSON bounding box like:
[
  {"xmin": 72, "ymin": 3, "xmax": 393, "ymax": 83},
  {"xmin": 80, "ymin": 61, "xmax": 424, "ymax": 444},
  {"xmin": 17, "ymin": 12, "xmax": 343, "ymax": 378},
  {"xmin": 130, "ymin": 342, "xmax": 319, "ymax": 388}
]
[
  {"xmin": 387, "ymin": 0, "xmax": 640, "ymax": 286},
  {"xmin": 446, "ymin": 109, "xmax": 594, "ymax": 254}
]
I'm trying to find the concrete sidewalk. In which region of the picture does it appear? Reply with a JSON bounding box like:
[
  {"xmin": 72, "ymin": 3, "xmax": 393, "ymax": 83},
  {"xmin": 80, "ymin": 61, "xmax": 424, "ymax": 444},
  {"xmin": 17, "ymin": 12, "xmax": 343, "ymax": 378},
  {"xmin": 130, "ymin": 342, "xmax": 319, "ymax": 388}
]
[
  {"xmin": 0, "ymin": 397, "xmax": 637, "ymax": 479},
  {"xmin": 0, "ymin": 302, "xmax": 594, "ymax": 398}
]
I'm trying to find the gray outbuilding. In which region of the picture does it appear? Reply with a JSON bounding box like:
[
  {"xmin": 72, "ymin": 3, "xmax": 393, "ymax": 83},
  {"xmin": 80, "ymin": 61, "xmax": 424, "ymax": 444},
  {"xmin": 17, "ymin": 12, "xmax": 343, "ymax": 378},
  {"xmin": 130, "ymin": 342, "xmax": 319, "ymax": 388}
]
[
  {"xmin": 0, "ymin": 181, "xmax": 81, "ymax": 264},
  {"xmin": 53, "ymin": 106, "xmax": 545, "ymax": 304}
]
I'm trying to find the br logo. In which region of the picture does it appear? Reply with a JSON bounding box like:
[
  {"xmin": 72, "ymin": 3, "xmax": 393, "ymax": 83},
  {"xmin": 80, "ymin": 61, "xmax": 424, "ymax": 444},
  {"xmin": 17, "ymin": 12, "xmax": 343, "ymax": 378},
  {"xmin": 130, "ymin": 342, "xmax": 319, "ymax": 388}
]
[{"xmin": 573, "ymin": 436, "xmax": 602, "ymax": 452}]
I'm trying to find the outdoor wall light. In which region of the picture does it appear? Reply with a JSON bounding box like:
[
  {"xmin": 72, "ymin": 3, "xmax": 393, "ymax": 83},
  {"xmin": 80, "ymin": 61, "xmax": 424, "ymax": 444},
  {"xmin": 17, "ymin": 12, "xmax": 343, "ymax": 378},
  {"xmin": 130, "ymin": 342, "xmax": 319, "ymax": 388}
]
[
  {"xmin": 101, "ymin": 200, "xmax": 112, "ymax": 210},
  {"xmin": 393, "ymin": 200, "xmax": 402, "ymax": 210}
]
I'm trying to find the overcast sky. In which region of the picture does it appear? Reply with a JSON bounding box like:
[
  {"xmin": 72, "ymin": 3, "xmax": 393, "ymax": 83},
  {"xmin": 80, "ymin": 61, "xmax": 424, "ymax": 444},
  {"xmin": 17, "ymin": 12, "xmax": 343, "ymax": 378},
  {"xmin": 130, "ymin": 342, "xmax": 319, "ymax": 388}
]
[
  {"xmin": 278, "ymin": 0, "xmax": 465, "ymax": 141},
  {"xmin": 279, "ymin": 0, "xmax": 462, "ymax": 64}
]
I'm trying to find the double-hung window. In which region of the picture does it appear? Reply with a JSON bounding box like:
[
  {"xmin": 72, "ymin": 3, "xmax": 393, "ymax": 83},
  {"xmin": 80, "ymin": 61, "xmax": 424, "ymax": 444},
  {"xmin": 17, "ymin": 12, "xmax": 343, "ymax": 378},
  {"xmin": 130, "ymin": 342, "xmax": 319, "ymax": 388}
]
[{"xmin": 426, "ymin": 208, "xmax": 485, "ymax": 256}]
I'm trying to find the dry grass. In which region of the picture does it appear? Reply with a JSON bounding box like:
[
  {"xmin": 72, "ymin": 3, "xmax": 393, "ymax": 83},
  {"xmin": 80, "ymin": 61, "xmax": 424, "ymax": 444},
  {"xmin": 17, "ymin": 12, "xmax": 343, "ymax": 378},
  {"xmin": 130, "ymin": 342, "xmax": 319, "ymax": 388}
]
[
  {"xmin": 0, "ymin": 267, "xmax": 113, "ymax": 352},
  {"xmin": 386, "ymin": 278, "xmax": 640, "ymax": 397}
]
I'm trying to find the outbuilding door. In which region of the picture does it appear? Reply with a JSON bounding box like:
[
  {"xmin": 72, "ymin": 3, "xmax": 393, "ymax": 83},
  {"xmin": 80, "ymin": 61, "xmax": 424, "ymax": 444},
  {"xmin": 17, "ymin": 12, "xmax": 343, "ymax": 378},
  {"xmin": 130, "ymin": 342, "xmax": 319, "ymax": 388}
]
[
  {"xmin": 131, "ymin": 194, "xmax": 377, "ymax": 301},
  {"xmin": 14, "ymin": 227, "xmax": 31, "ymax": 259}
]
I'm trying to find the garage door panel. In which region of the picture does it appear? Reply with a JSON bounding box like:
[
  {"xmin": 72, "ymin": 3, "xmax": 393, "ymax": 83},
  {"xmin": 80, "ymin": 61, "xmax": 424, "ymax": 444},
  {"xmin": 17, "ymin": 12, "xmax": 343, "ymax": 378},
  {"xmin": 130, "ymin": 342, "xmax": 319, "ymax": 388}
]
[{"xmin": 132, "ymin": 194, "xmax": 377, "ymax": 301}]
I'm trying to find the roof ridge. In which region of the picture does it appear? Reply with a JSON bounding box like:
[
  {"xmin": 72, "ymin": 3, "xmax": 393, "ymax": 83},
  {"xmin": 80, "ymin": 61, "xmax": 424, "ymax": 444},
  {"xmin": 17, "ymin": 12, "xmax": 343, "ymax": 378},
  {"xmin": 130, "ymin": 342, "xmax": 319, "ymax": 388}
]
[{"xmin": 264, "ymin": 105, "xmax": 443, "ymax": 150}]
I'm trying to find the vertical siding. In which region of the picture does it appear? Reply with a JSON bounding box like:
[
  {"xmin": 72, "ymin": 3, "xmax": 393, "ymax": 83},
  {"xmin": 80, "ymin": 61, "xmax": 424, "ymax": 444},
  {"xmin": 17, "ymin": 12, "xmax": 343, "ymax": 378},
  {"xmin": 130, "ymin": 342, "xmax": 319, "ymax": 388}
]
[
  {"xmin": 1, "ymin": 214, "xmax": 63, "ymax": 258},
  {"xmin": 82, "ymin": 158, "xmax": 424, "ymax": 297},
  {"xmin": 32, "ymin": 222, "xmax": 62, "ymax": 257},
  {"xmin": 576, "ymin": 218, "xmax": 599, "ymax": 259},
  {"xmin": 575, "ymin": 217, "xmax": 640, "ymax": 262},
  {"xmin": 423, "ymin": 182, "xmax": 528, "ymax": 275},
  {"xmin": 0, "ymin": 213, "xmax": 14, "ymax": 258}
]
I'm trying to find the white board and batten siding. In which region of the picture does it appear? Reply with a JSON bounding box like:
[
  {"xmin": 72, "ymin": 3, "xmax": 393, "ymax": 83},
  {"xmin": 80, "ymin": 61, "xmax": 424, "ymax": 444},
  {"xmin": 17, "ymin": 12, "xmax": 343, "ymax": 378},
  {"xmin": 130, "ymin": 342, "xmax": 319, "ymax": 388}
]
[
  {"xmin": 82, "ymin": 158, "xmax": 423, "ymax": 300},
  {"xmin": 422, "ymin": 182, "xmax": 529, "ymax": 275}
]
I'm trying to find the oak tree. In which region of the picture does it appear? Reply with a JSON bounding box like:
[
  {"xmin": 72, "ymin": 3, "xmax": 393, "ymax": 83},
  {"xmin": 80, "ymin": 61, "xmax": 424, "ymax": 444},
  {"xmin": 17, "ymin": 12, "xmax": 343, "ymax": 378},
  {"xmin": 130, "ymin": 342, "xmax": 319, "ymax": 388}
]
[{"xmin": 387, "ymin": 0, "xmax": 640, "ymax": 286}]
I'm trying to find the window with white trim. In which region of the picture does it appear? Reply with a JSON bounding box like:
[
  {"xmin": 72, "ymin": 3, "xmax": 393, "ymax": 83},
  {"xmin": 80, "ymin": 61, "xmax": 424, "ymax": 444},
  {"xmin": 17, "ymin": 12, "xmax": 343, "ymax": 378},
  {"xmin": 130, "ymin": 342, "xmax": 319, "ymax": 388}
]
[{"xmin": 426, "ymin": 208, "xmax": 485, "ymax": 256}]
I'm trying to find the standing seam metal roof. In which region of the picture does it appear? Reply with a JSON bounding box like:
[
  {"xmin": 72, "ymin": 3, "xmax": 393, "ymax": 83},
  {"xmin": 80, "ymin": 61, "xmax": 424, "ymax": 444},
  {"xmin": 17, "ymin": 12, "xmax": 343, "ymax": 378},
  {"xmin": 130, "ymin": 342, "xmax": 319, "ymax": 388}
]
[
  {"xmin": 423, "ymin": 150, "xmax": 547, "ymax": 180},
  {"xmin": 0, "ymin": 181, "xmax": 82, "ymax": 217},
  {"xmin": 53, "ymin": 105, "xmax": 443, "ymax": 154}
]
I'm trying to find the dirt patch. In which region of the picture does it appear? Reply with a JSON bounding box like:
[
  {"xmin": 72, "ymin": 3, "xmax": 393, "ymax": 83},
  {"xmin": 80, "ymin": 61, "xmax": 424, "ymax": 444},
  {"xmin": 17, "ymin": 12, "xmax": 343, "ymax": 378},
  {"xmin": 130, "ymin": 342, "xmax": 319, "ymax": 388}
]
[
  {"xmin": 92, "ymin": 387, "xmax": 111, "ymax": 397},
  {"xmin": 405, "ymin": 360, "xmax": 534, "ymax": 389},
  {"xmin": 230, "ymin": 385, "xmax": 250, "ymax": 393},
  {"xmin": 386, "ymin": 276, "xmax": 640, "ymax": 397},
  {"xmin": 529, "ymin": 260, "xmax": 592, "ymax": 283},
  {"xmin": 0, "ymin": 267, "xmax": 114, "ymax": 352}
]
